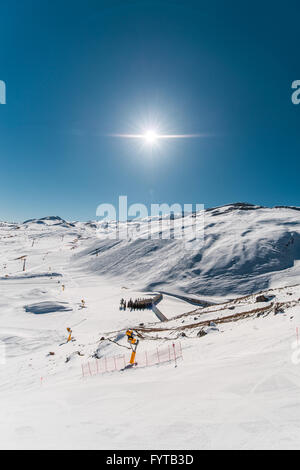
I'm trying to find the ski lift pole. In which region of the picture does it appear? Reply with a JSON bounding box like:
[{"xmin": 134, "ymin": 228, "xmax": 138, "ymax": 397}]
[{"xmin": 129, "ymin": 345, "xmax": 137, "ymax": 365}]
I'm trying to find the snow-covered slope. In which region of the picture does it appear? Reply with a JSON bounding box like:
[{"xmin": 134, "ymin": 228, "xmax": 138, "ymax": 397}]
[
  {"xmin": 1, "ymin": 204, "xmax": 300, "ymax": 450},
  {"xmin": 72, "ymin": 203, "xmax": 300, "ymax": 296}
]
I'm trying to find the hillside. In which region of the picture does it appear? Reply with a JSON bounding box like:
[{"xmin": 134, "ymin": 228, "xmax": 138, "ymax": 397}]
[
  {"xmin": 0, "ymin": 204, "xmax": 300, "ymax": 449},
  {"xmin": 71, "ymin": 203, "xmax": 300, "ymax": 296}
]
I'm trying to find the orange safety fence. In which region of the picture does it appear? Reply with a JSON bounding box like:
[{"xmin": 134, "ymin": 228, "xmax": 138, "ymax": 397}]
[{"xmin": 81, "ymin": 342, "xmax": 183, "ymax": 377}]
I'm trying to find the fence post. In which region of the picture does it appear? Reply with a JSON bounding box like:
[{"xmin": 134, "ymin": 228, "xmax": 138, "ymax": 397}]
[
  {"xmin": 173, "ymin": 343, "xmax": 177, "ymax": 368},
  {"xmin": 168, "ymin": 345, "xmax": 171, "ymax": 362},
  {"xmin": 96, "ymin": 360, "xmax": 99, "ymax": 374},
  {"xmin": 145, "ymin": 350, "xmax": 148, "ymax": 367},
  {"xmin": 114, "ymin": 355, "xmax": 117, "ymax": 371},
  {"xmin": 88, "ymin": 361, "xmax": 92, "ymax": 376},
  {"xmin": 123, "ymin": 354, "xmax": 126, "ymax": 368},
  {"xmin": 157, "ymin": 347, "xmax": 160, "ymax": 364},
  {"xmin": 105, "ymin": 356, "xmax": 107, "ymax": 373}
]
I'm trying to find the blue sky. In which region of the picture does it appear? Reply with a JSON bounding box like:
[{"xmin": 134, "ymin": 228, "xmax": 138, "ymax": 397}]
[{"xmin": 0, "ymin": 0, "xmax": 299, "ymax": 221}]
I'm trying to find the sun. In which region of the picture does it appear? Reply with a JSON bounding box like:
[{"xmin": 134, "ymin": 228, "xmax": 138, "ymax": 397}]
[{"xmin": 144, "ymin": 130, "xmax": 158, "ymax": 144}]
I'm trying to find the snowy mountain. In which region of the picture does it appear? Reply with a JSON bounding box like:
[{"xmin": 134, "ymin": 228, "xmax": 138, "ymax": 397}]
[
  {"xmin": 1, "ymin": 203, "xmax": 300, "ymax": 450},
  {"xmin": 72, "ymin": 203, "xmax": 300, "ymax": 297},
  {"xmin": 23, "ymin": 216, "xmax": 75, "ymax": 229}
]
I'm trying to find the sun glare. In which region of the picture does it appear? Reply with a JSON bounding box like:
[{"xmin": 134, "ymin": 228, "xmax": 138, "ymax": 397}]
[{"xmin": 144, "ymin": 130, "xmax": 158, "ymax": 144}]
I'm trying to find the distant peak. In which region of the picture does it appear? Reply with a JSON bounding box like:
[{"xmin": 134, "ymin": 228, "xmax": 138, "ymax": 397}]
[
  {"xmin": 23, "ymin": 216, "xmax": 67, "ymax": 225},
  {"xmin": 206, "ymin": 202, "xmax": 263, "ymax": 213}
]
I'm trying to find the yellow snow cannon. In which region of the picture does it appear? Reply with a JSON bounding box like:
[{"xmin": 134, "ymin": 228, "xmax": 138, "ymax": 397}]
[{"xmin": 126, "ymin": 329, "xmax": 139, "ymax": 365}]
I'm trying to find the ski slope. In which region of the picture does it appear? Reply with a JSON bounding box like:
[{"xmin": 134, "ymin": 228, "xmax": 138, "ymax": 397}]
[{"xmin": 0, "ymin": 205, "xmax": 300, "ymax": 449}]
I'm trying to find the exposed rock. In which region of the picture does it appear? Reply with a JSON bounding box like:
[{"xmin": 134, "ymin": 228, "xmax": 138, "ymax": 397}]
[
  {"xmin": 274, "ymin": 303, "xmax": 285, "ymax": 314},
  {"xmin": 256, "ymin": 295, "xmax": 269, "ymax": 303},
  {"xmin": 197, "ymin": 329, "xmax": 207, "ymax": 337}
]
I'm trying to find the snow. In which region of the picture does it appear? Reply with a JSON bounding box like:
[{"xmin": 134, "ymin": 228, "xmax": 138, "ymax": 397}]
[
  {"xmin": 0, "ymin": 205, "xmax": 300, "ymax": 449},
  {"xmin": 24, "ymin": 301, "xmax": 72, "ymax": 314},
  {"xmin": 73, "ymin": 203, "xmax": 300, "ymax": 296}
]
